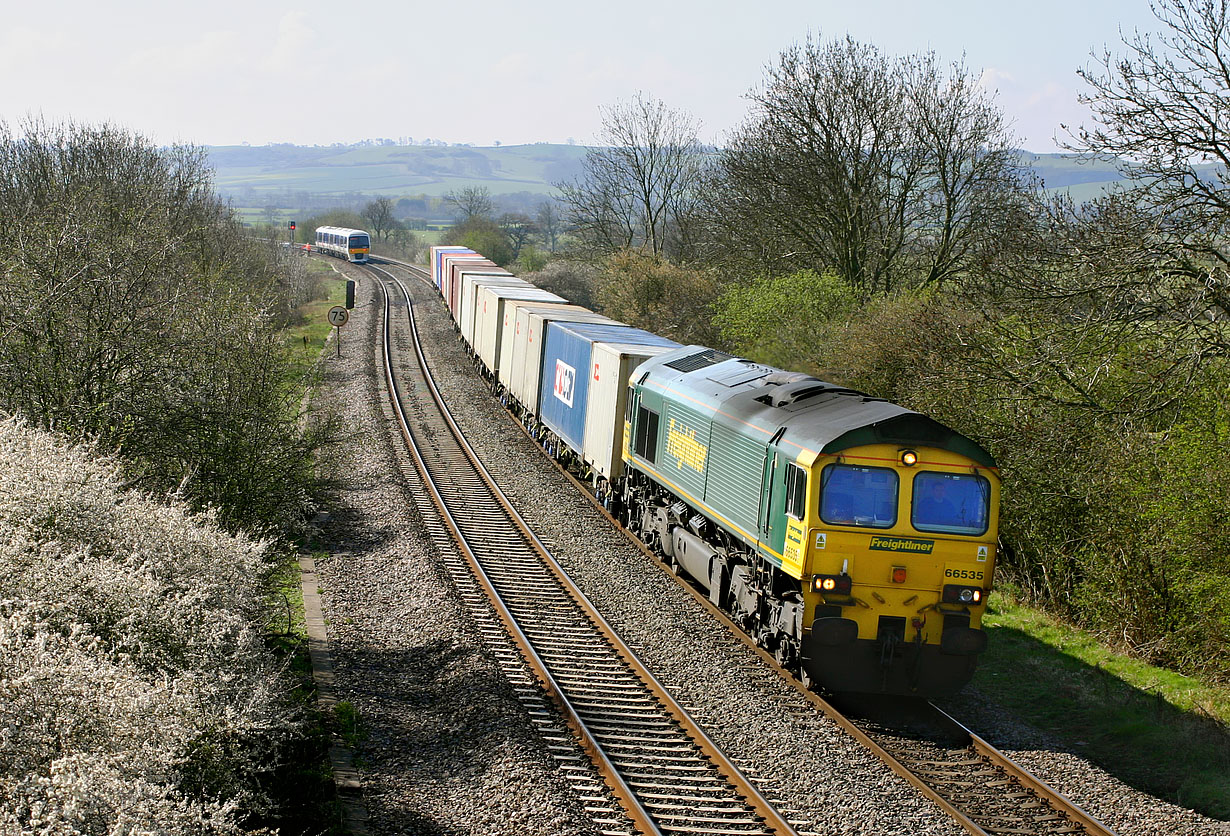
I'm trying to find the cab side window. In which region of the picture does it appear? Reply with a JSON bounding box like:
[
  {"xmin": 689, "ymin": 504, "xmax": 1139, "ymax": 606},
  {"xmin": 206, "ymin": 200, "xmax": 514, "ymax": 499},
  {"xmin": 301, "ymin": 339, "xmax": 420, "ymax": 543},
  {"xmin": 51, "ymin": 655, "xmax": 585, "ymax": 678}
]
[
  {"xmin": 633, "ymin": 404, "xmax": 659, "ymax": 463},
  {"xmin": 784, "ymin": 462, "xmax": 806, "ymax": 520}
]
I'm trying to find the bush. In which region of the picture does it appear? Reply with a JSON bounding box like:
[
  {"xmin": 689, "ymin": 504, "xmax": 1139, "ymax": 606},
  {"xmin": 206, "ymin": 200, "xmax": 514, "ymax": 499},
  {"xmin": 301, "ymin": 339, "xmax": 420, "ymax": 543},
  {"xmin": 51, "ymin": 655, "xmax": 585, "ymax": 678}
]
[
  {"xmin": 523, "ymin": 260, "xmax": 600, "ymax": 310},
  {"xmin": 714, "ymin": 269, "xmax": 858, "ymax": 373},
  {"xmin": 592, "ymin": 249, "xmax": 723, "ymax": 346},
  {"xmin": 0, "ymin": 417, "xmax": 297, "ymax": 833}
]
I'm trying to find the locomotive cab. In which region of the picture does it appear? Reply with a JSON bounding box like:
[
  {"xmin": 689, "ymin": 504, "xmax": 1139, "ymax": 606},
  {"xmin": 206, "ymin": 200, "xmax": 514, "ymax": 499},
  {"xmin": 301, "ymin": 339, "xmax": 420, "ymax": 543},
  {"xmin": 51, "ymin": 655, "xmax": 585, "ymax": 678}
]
[{"xmin": 795, "ymin": 443, "xmax": 999, "ymax": 696}]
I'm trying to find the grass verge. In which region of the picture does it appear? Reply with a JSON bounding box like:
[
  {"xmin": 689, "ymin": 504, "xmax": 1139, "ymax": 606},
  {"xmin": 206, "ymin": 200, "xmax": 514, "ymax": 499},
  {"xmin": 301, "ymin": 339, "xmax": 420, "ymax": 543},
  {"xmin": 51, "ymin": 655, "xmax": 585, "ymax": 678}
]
[
  {"xmin": 262, "ymin": 551, "xmax": 346, "ymax": 835},
  {"xmin": 284, "ymin": 260, "xmax": 348, "ymax": 376},
  {"xmin": 965, "ymin": 594, "xmax": 1230, "ymax": 820}
]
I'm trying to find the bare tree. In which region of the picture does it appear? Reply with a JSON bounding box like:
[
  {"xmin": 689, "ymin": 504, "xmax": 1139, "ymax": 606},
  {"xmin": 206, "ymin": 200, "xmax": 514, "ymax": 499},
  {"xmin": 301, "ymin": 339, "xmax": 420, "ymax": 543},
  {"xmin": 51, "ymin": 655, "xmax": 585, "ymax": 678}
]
[
  {"xmin": 443, "ymin": 185, "xmax": 495, "ymax": 222},
  {"xmin": 362, "ymin": 196, "xmax": 398, "ymax": 241},
  {"xmin": 1069, "ymin": 0, "xmax": 1230, "ymax": 291},
  {"xmin": 708, "ymin": 37, "xmax": 1030, "ymax": 293},
  {"xmin": 498, "ymin": 212, "xmax": 537, "ymax": 262},
  {"xmin": 536, "ymin": 200, "xmax": 562, "ymax": 252},
  {"xmin": 557, "ymin": 93, "xmax": 705, "ymax": 261}
]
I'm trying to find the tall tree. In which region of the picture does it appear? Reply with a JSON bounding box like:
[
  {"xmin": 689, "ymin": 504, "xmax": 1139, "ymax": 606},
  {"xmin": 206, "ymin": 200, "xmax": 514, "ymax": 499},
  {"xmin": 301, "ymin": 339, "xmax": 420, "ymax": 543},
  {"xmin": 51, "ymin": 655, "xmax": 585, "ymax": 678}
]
[
  {"xmin": 498, "ymin": 212, "xmax": 537, "ymax": 262},
  {"xmin": 536, "ymin": 200, "xmax": 562, "ymax": 252},
  {"xmin": 558, "ymin": 93, "xmax": 705, "ymax": 261},
  {"xmin": 707, "ymin": 37, "xmax": 1030, "ymax": 293},
  {"xmin": 362, "ymin": 196, "xmax": 398, "ymax": 241},
  {"xmin": 1068, "ymin": 0, "xmax": 1230, "ymax": 317}
]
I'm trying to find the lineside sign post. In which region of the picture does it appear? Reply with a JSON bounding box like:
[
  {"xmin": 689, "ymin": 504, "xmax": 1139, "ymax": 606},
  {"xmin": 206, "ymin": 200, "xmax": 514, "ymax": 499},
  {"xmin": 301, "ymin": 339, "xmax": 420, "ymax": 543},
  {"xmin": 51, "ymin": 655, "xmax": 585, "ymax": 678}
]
[{"xmin": 328, "ymin": 306, "xmax": 349, "ymax": 358}]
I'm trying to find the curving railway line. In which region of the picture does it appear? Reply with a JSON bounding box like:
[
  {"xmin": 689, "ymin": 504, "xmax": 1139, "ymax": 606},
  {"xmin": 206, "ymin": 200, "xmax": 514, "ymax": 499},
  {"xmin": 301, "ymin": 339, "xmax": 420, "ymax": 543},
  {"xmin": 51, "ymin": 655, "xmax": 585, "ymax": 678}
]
[
  {"xmin": 361, "ymin": 255, "xmax": 1121, "ymax": 836},
  {"xmin": 366, "ymin": 260, "xmax": 804, "ymax": 836}
]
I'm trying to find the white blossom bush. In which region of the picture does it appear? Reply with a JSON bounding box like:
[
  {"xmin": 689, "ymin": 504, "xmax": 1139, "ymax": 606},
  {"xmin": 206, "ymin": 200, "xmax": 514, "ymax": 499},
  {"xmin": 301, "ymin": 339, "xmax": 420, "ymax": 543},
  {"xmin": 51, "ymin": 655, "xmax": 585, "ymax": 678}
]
[{"xmin": 0, "ymin": 417, "xmax": 296, "ymax": 834}]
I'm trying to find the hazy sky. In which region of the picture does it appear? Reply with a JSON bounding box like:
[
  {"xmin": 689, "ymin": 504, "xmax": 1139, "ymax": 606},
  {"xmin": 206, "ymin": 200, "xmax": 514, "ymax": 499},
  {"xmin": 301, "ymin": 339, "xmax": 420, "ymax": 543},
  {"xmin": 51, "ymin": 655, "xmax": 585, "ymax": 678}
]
[{"xmin": 2, "ymin": 0, "xmax": 1167, "ymax": 152}]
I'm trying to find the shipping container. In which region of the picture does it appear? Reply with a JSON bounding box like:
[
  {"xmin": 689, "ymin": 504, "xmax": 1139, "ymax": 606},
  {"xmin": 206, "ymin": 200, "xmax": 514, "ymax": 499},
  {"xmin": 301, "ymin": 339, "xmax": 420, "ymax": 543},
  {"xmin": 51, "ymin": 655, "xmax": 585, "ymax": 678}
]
[
  {"xmin": 431, "ymin": 246, "xmax": 473, "ymax": 292},
  {"xmin": 445, "ymin": 257, "xmax": 502, "ymax": 314},
  {"xmin": 473, "ymin": 285, "xmax": 564, "ymax": 374},
  {"xmin": 459, "ymin": 274, "xmax": 529, "ymax": 339},
  {"xmin": 583, "ymin": 341, "xmax": 680, "ymax": 481},
  {"xmin": 513, "ymin": 306, "xmax": 618, "ymax": 415},
  {"xmin": 438, "ymin": 252, "xmax": 488, "ymax": 297},
  {"xmin": 538, "ymin": 321, "xmax": 677, "ymax": 454},
  {"xmin": 499, "ymin": 302, "xmax": 595, "ymax": 396}
]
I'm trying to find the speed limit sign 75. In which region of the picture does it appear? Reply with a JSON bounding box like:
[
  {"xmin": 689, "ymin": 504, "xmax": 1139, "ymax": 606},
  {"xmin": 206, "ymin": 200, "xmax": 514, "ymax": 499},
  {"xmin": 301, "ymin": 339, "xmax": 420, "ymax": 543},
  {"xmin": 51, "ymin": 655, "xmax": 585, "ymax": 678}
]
[{"xmin": 328, "ymin": 306, "xmax": 349, "ymax": 327}]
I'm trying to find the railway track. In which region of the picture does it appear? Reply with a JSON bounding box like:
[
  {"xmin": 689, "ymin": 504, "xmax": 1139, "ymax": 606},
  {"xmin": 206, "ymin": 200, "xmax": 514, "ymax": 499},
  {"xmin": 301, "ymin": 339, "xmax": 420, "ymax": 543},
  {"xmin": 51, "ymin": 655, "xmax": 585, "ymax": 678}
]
[
  {"xmin": 366, "ymin": 260, "xmax": 805, "ymax": 836},
  {"xmin": 368, "ymin": 256, "xmax": 1119, "ymax": 836}
]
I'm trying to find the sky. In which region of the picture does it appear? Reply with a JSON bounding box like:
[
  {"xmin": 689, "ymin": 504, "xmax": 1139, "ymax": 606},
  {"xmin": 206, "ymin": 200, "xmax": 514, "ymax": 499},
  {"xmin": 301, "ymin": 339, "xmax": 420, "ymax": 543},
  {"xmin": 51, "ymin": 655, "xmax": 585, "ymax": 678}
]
[{"xmin": 1, "ymin": 0, "xmax": 1170, "ymax": 153}]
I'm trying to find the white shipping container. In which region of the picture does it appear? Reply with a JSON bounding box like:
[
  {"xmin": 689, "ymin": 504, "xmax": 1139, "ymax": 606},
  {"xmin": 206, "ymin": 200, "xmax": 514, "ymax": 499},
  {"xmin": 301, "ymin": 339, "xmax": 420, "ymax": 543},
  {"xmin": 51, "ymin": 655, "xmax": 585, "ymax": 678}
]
[
  {"xmin": 498, "ymin": 302, "xmax": 591, "ymax": 395},
  {"xmin": 583, "ymin": 342, "xmax": 679, "ymax": 481},
  {"xmin": 474, "ymin": 285, "xmax": 564, "ymax": 375},
  {"xmin": 457, "ymin": 272, "xmax": 526, "ymax": 332},
  {"xmin": 514, "ymin": 306, "xmax": 618, "ymax": 415}
]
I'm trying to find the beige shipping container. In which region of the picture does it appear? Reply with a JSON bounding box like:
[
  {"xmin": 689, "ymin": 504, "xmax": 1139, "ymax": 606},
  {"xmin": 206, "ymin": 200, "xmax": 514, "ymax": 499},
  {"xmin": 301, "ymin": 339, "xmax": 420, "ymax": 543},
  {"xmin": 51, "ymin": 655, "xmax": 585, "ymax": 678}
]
[
  {"xmin": 443, "ymin": 256, "xmax": 500, "ymax": 313},
  {"xmin": 498, "ymin": 302, "xmax": 592, "ymax": 395},
  {"xmin": 582, "ymin": 342, "xmax": 679, "ymax": 481},
  {"xmin": 473, "ymin": 285, "xmax": 564, "ymax": 376}
]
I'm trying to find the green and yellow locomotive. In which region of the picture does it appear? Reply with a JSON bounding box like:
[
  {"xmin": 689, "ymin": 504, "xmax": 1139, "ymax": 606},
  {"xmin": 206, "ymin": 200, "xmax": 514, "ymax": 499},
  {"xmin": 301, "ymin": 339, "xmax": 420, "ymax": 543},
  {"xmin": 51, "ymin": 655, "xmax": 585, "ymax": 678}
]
[{"xmin": 619, "ymin": 347, "xmax": 1000, "ymax": 697}]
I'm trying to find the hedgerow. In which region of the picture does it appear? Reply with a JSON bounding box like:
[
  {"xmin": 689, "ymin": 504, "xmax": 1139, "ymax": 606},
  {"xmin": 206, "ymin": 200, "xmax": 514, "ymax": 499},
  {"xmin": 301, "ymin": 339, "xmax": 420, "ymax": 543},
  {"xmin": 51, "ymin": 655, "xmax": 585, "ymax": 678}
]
[{"xmin": 0, "ymin": 416, "xmax": 296, "ymax": 834}]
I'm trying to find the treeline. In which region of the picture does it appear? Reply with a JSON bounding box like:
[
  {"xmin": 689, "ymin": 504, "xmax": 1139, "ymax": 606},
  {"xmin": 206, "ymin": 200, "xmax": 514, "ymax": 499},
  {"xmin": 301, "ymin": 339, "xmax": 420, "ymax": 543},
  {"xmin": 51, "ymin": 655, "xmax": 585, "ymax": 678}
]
[
  {"xmin": 528, "ymin": 3, "xmax": 1230, "ymax": 681},
  {"xmin": 0, "ymin": 120, "xmax": 329, "ymax": 538}
]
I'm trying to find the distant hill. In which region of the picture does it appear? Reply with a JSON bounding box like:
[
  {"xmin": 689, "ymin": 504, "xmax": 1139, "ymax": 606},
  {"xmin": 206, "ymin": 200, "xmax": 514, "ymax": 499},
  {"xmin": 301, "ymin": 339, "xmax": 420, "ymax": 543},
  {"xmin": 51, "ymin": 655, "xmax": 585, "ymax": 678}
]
[
  {"xmin": 208, "ymin": 142, "xmax": 1144, "ymax": 207},
  {"xmin": 207, "ymin": 143, "xmax": 589, "ymax": 205}
]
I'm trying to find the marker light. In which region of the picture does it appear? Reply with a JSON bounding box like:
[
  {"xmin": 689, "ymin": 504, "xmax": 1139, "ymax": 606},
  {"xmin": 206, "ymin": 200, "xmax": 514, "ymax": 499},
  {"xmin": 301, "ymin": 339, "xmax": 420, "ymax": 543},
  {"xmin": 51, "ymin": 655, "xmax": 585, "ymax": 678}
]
[
  {"xmin": 901, "ymin": 450, "xmax": 918, "ymax": 467},
  {"xmin": 891, "ymin": 566, "xmax": 907, "ymax": 584}
]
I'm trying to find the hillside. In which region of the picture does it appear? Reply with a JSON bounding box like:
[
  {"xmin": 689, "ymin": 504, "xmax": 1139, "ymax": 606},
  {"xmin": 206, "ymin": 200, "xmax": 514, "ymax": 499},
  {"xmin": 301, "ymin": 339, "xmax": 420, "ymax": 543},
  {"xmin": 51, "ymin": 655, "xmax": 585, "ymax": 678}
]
[
  {"xmin": 207, "ymin": 142, "xmax": 1154, "ymax": 208},
  {"xmin": 208, "ymin": 142, "xmax": 588, "ymax": 205}
]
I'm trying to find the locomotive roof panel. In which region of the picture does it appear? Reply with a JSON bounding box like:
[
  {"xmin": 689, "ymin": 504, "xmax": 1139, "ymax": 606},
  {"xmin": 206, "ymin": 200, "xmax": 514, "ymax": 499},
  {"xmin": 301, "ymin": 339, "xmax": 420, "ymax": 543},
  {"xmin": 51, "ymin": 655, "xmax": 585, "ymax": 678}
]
[{"xmin": 637, "ymin": 346, "xmax": 996, "ymax": 468}]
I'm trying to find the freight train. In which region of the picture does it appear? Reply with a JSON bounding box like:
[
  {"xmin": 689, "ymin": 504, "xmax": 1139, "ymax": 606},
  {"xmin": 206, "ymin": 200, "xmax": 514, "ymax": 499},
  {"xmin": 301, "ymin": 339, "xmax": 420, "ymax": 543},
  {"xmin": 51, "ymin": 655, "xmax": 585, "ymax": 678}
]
[{"xmin": 428, "ymin": 246, "xmax": 1001, "ymax": 697}]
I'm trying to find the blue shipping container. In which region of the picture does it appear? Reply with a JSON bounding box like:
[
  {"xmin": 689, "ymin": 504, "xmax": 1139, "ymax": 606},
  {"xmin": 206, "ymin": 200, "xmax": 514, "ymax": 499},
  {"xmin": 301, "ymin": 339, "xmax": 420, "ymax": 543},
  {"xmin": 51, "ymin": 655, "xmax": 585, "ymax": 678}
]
[{"xmin": 538, "ymin": 321, "xmax": 678, "ymax": 452}]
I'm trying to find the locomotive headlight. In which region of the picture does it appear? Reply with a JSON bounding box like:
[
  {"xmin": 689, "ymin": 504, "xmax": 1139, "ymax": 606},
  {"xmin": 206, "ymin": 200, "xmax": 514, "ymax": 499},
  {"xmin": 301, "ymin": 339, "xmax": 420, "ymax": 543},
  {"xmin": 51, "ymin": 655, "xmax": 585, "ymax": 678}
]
[
  {"xmin": 812, "ymin": 574, "xmax": 853, "ymax": 596},
  {"xmin": 900, "ymin": 450, "xmax": 918, "ymax": 467},
  {"xmin": 942, "ymin": 584, "xmax": 985, "ymax": 605}
]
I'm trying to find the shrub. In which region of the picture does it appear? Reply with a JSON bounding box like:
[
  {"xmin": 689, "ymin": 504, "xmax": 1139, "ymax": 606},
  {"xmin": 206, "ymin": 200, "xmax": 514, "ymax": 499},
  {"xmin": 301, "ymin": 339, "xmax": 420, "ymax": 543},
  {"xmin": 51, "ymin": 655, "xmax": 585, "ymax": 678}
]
[{"xmin": 0, "ymin": 417, "xmax": 297, "ymax": 833}]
